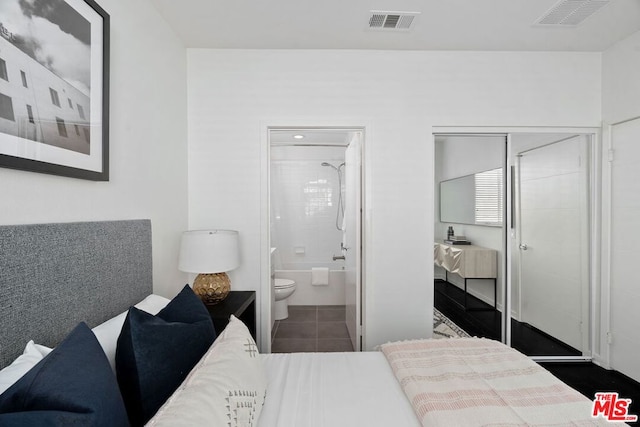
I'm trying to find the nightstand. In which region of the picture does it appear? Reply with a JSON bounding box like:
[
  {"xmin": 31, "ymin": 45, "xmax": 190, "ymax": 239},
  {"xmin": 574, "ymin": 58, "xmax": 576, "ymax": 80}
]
[{"xmin": 205, "ymin": 291, "xmax": 256, "ymax": 340}]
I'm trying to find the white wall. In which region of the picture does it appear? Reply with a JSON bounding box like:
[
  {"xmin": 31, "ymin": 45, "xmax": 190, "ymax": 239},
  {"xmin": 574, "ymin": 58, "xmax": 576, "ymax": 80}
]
[
  {"xmin": 602, "ymin": 31, "xmax": 640, "ymax": 124},
  {"xmin": 187, "ymin": 49, "xmax": 601, "ymax": 350},
  {"xmin": 0, "ymin": 0, "xmax": 188, "ymax": 298},
  {"xmin": 601, "ymin": 30, "xmax": 640, "ymax": 380}
]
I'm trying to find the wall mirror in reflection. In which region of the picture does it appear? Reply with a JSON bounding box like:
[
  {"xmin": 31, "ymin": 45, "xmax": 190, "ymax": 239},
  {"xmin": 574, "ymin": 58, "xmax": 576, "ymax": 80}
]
[{"xmin": 439, "ymin": 168, "xmax": 503, "ymax": 226}]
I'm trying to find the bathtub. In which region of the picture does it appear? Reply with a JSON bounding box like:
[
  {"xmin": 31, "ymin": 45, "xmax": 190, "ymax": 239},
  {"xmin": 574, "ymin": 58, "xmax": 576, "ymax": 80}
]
[{"xmin": 275, "ymin": 262, "xmax": 346, "ymax": 306}]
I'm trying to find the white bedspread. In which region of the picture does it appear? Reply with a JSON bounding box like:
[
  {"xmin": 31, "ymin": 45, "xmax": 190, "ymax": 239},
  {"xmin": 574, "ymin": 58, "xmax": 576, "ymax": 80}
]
[{"xmin": 257, "ymin": 352, "xmax": 421, "ymax": 427}]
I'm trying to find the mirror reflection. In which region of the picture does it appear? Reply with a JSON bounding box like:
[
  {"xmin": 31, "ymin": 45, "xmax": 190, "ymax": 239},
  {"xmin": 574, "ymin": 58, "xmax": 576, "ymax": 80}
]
[
  {"xmin": 434, "ymin": 132, "xmax": 593, "ymax": 360},
  {"xmin": 439, "ymin": 168, "xmax": 503, "ymax": 227}
]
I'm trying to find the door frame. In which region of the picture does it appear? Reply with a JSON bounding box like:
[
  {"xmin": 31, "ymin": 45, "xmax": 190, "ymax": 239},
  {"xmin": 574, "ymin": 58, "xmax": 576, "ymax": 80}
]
[
  {"xmin": 261, "ymin": 123, "xmax": 368, "ymax": 353},
  {"xmin": 432, "ymin": 126, "xmax": 601, "ymax": 362}
]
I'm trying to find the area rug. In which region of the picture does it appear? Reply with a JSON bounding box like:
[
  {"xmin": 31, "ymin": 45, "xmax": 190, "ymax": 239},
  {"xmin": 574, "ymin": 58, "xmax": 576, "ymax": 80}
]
[{"xmin": 433, "ymin": 308, "xmax": 471, "ymax": 339}]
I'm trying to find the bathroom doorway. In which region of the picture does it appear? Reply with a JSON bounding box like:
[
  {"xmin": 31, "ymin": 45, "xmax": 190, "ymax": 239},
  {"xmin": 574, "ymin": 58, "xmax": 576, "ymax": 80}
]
[{"xmin": 268, "ymin": 128, "xmax": 363, "ymax": 352}]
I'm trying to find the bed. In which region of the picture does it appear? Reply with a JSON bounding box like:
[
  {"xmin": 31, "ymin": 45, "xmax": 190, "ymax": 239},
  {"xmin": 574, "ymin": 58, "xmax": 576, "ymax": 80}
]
[{"xmin": 0, "ymin": 220, "xmax": 615, "ymax": 426}]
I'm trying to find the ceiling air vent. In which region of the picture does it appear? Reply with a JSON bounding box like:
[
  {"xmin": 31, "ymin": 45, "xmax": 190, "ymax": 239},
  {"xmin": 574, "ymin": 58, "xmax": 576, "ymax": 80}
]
[
  {"xmin": 535, "ymin": 0, "xmax": 610, "ymax": 26},
  {"xmin": 368, "ymin": 11, "xmax": 420, "ymax": 31}
]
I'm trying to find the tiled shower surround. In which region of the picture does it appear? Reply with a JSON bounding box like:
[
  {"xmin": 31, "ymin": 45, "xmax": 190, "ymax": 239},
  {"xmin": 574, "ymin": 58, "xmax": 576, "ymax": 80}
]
[{"xmin": 270, "ymin": 146, "xmax": 346, "ymax": 270}]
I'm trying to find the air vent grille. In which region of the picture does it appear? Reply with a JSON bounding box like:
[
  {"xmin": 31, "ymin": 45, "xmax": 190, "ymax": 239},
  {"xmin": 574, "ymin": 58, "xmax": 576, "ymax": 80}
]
[
  {"xmin": 368, "ymin": 11, "xmax": 419, "ymax": 31},
  {"xmin": 535, "ymin": 0, "xmax": 609, "ymax": 26}
]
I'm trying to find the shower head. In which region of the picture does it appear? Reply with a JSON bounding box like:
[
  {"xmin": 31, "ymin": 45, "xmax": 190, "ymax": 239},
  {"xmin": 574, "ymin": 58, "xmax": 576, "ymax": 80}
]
[{"xmin": 321, "ymin": 162, "xmax": 339, "ymax": 171}]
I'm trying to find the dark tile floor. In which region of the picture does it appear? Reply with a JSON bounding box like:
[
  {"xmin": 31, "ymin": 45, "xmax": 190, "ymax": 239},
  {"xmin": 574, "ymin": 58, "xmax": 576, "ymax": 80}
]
[
  {"xmin": 435, "ymin": 279, "xmax": 581, "ymax": 356},
  {"xmin": 435, "ymin": 279, "xmax": 640, "ymax": 424},
  {"xmin": 272, "ymin": 305, "xmax": 354, "ymax": 353}
]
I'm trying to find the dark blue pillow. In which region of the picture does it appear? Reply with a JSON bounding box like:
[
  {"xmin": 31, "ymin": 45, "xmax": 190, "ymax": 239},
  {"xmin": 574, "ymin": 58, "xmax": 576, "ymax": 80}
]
[
  {"xmin": 0, "ymin": 322, "xmax": 129, "ymax": 427},
  {"xmin": 116, "ymin": 285, "xmax": 216, "ymax": 426}
]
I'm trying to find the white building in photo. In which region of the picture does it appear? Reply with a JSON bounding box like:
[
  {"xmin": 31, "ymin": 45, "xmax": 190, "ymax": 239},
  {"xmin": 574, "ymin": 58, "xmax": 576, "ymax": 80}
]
[{"xmin": 0, "ymin": 32, "xmax": 91, "ymax": 155}]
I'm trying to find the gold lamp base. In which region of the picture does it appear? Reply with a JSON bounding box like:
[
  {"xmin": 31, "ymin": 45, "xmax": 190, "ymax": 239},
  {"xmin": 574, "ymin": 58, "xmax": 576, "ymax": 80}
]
[{"xmin": 192, "ymin": 272, "xmax": 231, "ymax": 305}]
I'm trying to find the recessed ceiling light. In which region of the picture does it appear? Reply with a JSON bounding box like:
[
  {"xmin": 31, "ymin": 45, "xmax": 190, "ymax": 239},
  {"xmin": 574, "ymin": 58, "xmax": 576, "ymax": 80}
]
[{"xmin": 293, "ymin": 134, "xmax": 305, "ymax": 140}]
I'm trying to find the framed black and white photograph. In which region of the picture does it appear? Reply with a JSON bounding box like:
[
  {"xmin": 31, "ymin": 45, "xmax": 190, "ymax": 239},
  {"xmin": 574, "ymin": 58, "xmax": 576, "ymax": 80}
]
[{"xmin": 0, "ymin": 0, "xmax": 109, "ymax": 181}]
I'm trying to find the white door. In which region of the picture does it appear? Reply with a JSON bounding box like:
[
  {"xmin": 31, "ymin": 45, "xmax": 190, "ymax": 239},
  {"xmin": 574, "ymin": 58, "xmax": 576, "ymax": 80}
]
[
  {"xmin": 518, "ymin": 136, "xmax": 590, "ymax": 355},
  {"xmin": 344, "ymin": 133, "xmax": 362, "ymax": 351},
  {"xmin": 610, "ymin": 118, "xmax": 640, "ymax": 382}
]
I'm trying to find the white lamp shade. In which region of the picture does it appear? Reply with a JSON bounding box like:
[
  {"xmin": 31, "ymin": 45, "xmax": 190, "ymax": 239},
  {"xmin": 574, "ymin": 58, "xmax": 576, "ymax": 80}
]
[{"xmin": 178, "ymin": 230, "xmax": 240, "ymax": 274}]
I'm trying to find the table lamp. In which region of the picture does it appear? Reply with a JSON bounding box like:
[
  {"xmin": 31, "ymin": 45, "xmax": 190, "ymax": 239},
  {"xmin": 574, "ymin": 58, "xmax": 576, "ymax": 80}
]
[{"xmin": 178, "ymin": 229, "xmax": 240, "ymax": 304}]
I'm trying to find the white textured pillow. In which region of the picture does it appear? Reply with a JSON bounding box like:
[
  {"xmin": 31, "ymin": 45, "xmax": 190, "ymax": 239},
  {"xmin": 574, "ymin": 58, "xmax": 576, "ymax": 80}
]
[
  {"xmin": 0, "ymin": 340, "xmax": 52, "ymax": 395},
  {"xmin": 135, "ymin": 293, "xmax": 172, "ymax": 314},
  {"xmin": 147, "ymin": 315, "xmax": 267, "ymax": 427},
  {"xmin": 92, "ymin": 294, "xmax": 170, "ymax": 372}
]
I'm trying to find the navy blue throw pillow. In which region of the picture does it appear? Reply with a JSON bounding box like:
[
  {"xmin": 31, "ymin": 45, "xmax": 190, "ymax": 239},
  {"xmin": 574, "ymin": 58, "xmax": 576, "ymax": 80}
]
[
  {"xmin": 116, "ymin": 285, "xmax": 216, "ymax": 426},
  {"xmin": 0, "ymin": 322, "xmax": 129, "ymax": 427}
]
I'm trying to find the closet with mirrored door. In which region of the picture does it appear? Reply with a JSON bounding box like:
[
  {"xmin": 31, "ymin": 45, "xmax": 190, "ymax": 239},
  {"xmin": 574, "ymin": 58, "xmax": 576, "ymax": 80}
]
[{"xmin": 434, "ymin": 131, "xmax": 596, "ymax": 361}]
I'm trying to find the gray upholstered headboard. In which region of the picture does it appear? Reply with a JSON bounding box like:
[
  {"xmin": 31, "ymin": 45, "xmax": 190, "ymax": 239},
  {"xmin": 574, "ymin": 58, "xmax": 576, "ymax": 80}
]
[{"xmin": 0, "ymin": 220, "xmax": 153, "ymax": 369}]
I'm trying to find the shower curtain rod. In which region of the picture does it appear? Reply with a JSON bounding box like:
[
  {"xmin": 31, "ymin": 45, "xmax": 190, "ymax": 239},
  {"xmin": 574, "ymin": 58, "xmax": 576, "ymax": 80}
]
[{"xmin": 270, "ymin": 143, "xmax": 349, "ymax": 147}]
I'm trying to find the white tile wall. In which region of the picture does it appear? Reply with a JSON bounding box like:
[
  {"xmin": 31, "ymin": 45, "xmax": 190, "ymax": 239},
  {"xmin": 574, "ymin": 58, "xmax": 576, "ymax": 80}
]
[{"xmin": 271, "ymin": 148, "xmax": 345, "ymax": 269}]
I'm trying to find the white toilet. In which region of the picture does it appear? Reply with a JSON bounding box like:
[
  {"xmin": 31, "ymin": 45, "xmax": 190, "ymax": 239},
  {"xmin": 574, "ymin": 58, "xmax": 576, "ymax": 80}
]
[{"xmin": 274, "ymin": 278, "xmax": 297, "ymax": 320}]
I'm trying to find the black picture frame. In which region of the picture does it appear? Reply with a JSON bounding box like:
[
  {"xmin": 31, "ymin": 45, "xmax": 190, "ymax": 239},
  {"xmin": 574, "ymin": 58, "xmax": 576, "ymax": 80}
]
[{"xmin": 0, "ymin": 0, "xmax": 109, "ymax": 181}]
